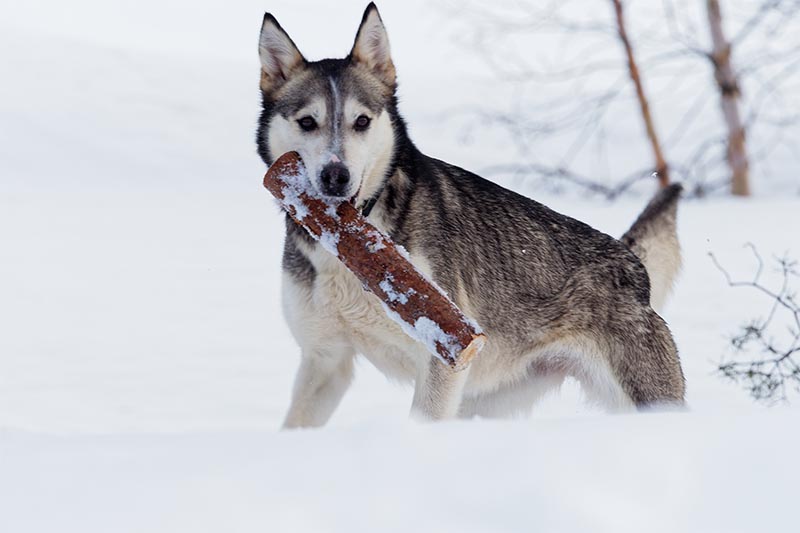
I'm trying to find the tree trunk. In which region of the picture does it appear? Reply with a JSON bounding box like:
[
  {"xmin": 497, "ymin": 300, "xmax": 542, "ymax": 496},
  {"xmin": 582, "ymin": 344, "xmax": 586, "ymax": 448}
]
[
  {"xmin": 611, "ymin": 0, "xmax": 670, "ymax": 188},
  {"xmin": 706, "ymin": 0, "xmax": 750, "ymax": 196}
]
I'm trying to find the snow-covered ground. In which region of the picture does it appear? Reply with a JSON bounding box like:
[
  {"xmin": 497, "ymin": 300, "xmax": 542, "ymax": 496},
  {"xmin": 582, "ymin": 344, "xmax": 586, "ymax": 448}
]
[{"xmin": 2, "ymin": 1, "xmax": 799, "ymax": 532}]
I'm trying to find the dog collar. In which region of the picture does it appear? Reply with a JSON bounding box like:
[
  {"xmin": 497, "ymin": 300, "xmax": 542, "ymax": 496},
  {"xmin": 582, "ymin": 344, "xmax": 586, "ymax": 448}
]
[
  {"xmin": 360, "ymin": 182, "xmax": 389, "ymax": 217},
  {"xmin": 360, "ymin": 195, "xmax": 380, "ymax": 217},
  {"xmin": 360, "ymin": 165, "xmax": 395, "ymax": 217}
]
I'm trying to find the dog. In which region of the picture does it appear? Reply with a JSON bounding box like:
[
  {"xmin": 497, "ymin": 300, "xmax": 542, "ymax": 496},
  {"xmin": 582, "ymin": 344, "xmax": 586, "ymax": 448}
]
[{"xmin": 256, "ymin": 3, "xmax": 685, "ymax": 428}]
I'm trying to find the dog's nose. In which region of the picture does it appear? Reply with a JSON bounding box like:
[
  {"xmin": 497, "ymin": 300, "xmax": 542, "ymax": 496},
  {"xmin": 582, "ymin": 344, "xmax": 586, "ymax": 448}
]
[{"xmin": 319, "ymin": 162, "xmax": 351, "ymax": 197}]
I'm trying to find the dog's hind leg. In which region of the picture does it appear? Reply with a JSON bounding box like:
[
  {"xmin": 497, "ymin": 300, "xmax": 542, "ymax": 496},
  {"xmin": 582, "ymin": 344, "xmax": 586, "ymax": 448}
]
[
  {"xmin": 583, "ymin": 311, "xmax": 686, "ymax": 410},
  {"xmin": 572, "ymin": 355, "xmax": 637, "ymax": 412},
  {"xmin": 282, "ymin": 346, "xmax": 355, "ymax": 429}
]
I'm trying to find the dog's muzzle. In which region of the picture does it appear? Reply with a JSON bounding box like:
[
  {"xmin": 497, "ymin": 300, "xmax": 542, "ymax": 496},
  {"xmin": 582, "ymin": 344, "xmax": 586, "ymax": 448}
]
[{"xmin": 319, "ymin": 162, "xmax": 351, "ymax": 197}]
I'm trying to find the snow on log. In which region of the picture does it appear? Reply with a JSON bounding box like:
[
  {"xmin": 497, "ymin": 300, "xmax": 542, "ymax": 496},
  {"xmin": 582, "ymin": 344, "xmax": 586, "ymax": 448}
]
[{"xmin": 263, "ymin": 151, "xmax": 486, "ymax": 370}]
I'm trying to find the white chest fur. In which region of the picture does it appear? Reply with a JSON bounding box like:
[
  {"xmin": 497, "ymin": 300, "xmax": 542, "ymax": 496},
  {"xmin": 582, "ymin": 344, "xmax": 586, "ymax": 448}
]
[
  {"xmin": 284, "ymin": 242, "xmax": 427, "ymax": 381},
  {"xmin": 281, "ymin": 238, "xmax": 546, "ymax": 396}
]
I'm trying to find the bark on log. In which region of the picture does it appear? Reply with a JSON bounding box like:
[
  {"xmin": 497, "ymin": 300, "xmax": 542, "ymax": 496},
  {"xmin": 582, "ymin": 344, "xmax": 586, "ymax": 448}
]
[
  {"xmin": 263, "ymin": 151, "xmax": 486, "ymax": 370},
  {"xmin": 612, "ymin": 0, "xmax": 670, "ymax": 188},
  {"xmin": 706, "ymin": 0, "xmax": 750, "ymax": 196}
]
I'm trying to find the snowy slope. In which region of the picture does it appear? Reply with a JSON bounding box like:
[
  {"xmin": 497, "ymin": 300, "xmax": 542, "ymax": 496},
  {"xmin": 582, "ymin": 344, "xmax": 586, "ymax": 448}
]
[
  {"xmin": 1, "ymin": 1, "xmax": 800, "ymax": 532},
  {"xmin": 2, "ymin": 412, "xmax": 798, "ymax": 533}
]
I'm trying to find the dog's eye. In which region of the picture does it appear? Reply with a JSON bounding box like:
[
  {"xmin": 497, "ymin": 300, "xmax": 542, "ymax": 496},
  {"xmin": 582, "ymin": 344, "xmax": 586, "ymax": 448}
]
[
  {"xmin": 354, "ymin": 115, "xmax": 371, "ymax": 132},
  {"xmin": 297, "ymin": 116, "xmax": 318, "ymax": 132}
]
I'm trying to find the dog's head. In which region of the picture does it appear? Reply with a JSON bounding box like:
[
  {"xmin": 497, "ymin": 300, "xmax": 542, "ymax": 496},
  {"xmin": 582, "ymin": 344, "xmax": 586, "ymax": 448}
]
[{"xmin": 257, "ymin": 3, "xmax": 397, "ymax": 203}]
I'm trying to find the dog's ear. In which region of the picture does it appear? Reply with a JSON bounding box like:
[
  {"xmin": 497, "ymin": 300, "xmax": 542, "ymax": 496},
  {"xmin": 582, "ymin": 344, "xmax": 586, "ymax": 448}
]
[
  {"xmin": 350, "ymin": 3, "xmax": 396, "ymax": 87},
  {"xmin": 259, "ymin": 13, "xmax": 306, "ymax": 93}
]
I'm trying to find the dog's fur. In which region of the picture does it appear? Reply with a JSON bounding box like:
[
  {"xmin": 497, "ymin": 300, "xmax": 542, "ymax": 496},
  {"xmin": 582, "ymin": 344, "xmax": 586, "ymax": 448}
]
[{"xmin": 256, "ymin": 4, "xmax": 686, "ymax": 428}]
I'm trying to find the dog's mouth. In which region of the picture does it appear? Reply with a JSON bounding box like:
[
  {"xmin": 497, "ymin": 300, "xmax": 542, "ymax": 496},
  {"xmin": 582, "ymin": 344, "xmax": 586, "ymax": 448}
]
[
  {"xmin": 318, "ymin": 185, "xmax": 360, "ymax": 205},
  {"xmin": 321, "ymin": 179, "xmax": 362, "ymax": 206}
]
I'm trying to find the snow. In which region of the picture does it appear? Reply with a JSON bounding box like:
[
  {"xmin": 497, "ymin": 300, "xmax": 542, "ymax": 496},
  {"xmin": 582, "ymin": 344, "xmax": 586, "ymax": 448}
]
[
  {"xmin": 411, "ymin": 316, "xmax": 462, "ymax": 357},
  {"xmin": 379, "ymin": 273, "xmax": 415, "ymax": 304},
  {"xmin": 325, "ymin": 203, "xmax": 340, "ymax": 220},
  {"xmin": 379, "ymin": 302, "xmax": 465, "ymax": 366},
  {"xmin": 396, "ymin": 243, "xmax": 412, "ymax": 261},
  {"xmin": 273, "ymin": 160, "xmax": 344, "ymax": 253},
  {"xmin": 318, "ymin": 230, "xmax": 341, "ymax": 256},
  {"xmin": 364, "ymin": 229, "xmax": 386, "ymax": 252},
  {"xmin": 279, "ymin": 183, "xmax": 310, "ymax": 221},
  {"xmin": 2, "ymin": 1, "xmax": 800, "ymax": 532},
  {"xmin": 1, "ymin": 412, "xmax": 798, "ymax": 533}
]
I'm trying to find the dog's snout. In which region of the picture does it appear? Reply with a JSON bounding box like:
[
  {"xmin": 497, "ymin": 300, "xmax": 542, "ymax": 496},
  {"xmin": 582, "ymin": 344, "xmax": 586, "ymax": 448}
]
[{"xmin": 319, "ymin": 162, "xmax": 351, "ymax": 197}]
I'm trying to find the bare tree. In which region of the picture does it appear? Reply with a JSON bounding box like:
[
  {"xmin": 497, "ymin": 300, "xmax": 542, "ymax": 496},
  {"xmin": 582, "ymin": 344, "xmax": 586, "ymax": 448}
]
[
  {"xmin": 665, "ymin": 0, "xmax": 800, "ymax": 195},
  {"xmin": 443, "ymin": 0, "xmax": 800, "ymax": 198},
  {"xmin": 706, "ymin": 0, "xmax": 750, "ymax": 196},
  {"xmin": 612, "ymin": 0, "xmax": 670, "ymax": 188}
]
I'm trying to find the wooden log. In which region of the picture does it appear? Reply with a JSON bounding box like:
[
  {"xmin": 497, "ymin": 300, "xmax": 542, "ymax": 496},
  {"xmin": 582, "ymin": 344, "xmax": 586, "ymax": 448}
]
[{"xmin": 263, "ymin": 151, "xmax": 486, "ymax": 370}]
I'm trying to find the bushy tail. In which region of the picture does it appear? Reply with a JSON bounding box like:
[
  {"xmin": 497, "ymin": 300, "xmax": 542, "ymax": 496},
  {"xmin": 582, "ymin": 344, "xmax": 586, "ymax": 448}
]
[{"xmin": 621, "ymin": 184, "xmax": 683, "ymax": 312}]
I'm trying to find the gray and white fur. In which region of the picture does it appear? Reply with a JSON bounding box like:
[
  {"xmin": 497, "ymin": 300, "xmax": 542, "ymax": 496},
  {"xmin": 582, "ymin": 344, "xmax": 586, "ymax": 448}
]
[{"xmin": 256, "ymin": 3, "xmax": 686, "ymax": 428}]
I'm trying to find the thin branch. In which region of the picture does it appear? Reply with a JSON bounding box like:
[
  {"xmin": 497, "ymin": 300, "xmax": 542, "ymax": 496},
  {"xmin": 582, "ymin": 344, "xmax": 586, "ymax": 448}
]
[{"xmin": 710, "ymin": 245, "xmax": 800, "ymax": 402}]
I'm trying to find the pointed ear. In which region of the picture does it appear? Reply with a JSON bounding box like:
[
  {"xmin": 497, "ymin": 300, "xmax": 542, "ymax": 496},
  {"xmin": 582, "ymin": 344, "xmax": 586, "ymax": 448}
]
[
  {"xmin": 350, "ymin": 3, "xmax": 396, "ymax": 87},
  {"xmin": 258, "ymin": 13, "xmax": 306, "ymax": 93}
]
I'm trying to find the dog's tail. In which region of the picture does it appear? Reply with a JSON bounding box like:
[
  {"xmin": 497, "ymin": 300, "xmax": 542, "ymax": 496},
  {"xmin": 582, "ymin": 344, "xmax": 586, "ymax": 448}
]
[{"xmin": 621, "ymin": 183, "xmax": 683, "ymax": 313}]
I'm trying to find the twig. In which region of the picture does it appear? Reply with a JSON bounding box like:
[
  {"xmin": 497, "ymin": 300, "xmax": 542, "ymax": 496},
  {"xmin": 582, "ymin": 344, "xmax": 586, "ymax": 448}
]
[{"xmin": 710, "ymin": 245, "xmax": 800, "ymax": 402}]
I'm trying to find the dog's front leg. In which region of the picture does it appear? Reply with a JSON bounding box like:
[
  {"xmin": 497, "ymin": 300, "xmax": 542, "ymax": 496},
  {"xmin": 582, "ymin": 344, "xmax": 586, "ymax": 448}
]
[
  {"xmin": 282, "ymin": 346, "xmax": 355, "ymax": 429},
  {"xmin": 410, "ymin": 356, "xmax": 470, "ymax": 421}
]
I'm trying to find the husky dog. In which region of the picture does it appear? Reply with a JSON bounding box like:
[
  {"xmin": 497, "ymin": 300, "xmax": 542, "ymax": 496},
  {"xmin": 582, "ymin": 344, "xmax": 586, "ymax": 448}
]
[{"xmin": 256, "ymin": 3, "xmax": 685, "ymax": 428}]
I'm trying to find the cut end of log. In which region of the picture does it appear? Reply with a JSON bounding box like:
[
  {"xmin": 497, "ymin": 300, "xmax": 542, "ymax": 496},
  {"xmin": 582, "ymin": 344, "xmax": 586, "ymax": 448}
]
[
  {"xmin": 453, "ymin": 334, "xmax": 486, "ymax": 371},
  {"xmin": 263, "ymin": 152, "xmax": 302, "ymax": 191}
]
